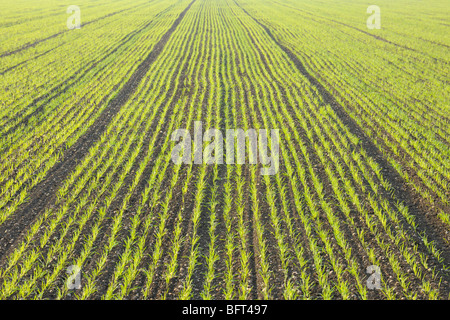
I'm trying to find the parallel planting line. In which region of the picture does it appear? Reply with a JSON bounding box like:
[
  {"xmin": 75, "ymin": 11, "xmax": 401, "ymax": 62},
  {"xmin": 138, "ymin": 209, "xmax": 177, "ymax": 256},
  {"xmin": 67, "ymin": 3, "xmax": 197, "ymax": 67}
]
[
  {"xmin": 233, "ymin": 0, "xmax": 450, "ymax": 266},
  {"xmin": 0, "ymin": 3, "xmax": 147, "ymax": 58},
  {"xmin": 0, "ymin": 0, "xmax": 197, "ymax": 261},
  {"xmin": 0, "ymin": 2, "xmax": 176, "ymax": 139}
]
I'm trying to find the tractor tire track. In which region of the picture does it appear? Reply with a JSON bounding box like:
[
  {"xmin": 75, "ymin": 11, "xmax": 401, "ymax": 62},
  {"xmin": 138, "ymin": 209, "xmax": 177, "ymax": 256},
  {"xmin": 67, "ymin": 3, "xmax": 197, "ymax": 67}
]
[
  {"xmin": 0, "ymin": 4, "xmax": 176, "ymax": 138},
  {"xmin": 233, "ymin": 0, "xmax": 450, "ymax": 274},
  {"xmin": 0, "ymin": 0, "xmax": 197, "ymax": 262}
]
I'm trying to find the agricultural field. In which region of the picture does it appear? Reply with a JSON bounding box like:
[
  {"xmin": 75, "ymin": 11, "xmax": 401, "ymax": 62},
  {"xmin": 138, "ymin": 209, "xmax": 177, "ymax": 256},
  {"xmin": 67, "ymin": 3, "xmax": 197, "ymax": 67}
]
[{"xmin": 0, "ymin": 0, "xmax": 449, "ymax": 300}]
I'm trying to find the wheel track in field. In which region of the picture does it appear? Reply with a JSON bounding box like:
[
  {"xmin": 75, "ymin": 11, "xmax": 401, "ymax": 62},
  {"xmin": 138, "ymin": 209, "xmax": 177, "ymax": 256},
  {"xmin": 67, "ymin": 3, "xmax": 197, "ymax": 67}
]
[
  {"xmin": 273, "ymin": 0, "xmax": 450, "ymax": 61},
  {"xmin": 0, "ymin": 4, "xmax": 184, "ymax": 221},
  {"xmin": 0, "ymin": 3, "xmax": 176, "ymax": 140},
  {"xmin": 241, "ymin": 3, "xmax": 450, "ymax": 219},
  {"xmin": 232, "ymin": 0, "xmax": 450, "ymax": 279},
  {"xmin": 0, "ymin": 0, "xmax": 197, "ymax": 264},
  {"xmin": 229, "ymin": 3, "xmax": 370, "ymax": 297},
  {"xmin": 88, "ymin": 10, "xmax": 203, "ymax": 298},
  {"xmin": 0, "ymin": 5, "xmax": 178, "ymax": 205}
]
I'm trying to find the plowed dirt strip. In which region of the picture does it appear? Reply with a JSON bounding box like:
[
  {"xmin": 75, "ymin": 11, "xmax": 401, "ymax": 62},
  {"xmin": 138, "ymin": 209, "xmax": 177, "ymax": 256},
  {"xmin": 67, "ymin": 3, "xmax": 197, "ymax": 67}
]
[
  {"xmin": 0, "ymin": 8, "xmax": 175, "ymax": 203},
  {"xmin": 223, "ymin": 0, "xmax": 448, "ymax": 300},
  {"xmin": 0, "ymin": 0, "xmax": 196, "ymax": 263},
  {"xmin": 0, "ymin": 4, "xmax": 174, "ymax": 138},
  {"xmin": 83, "ymin": 3, "xmax": 203, "ymax": 300},
  {"xmin": 232, "ymin": 0, "xmax": 450, "ymax": 269},
  {"xmin": 0, "ymin": 0, "xmax": 448, "ymax": 300},
  {"xmin": 232, "ymin": 1, "xmax": 450, "ymax": 223},
  {"xmin": 0, "ymin": 2, "xmax": 188, "ymax": 225}
]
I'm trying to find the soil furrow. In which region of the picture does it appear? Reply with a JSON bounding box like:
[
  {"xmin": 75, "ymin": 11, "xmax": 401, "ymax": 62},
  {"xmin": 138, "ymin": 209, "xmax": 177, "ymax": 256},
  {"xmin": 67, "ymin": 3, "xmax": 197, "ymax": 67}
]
[
  {"xmin": 0, "ymin": 0, "xmax": 197, "ymax": 262},
  {"xmin": 233, "ymin": 0, "xmax": 450, "ymax": 270},
  {"xmin": 0, "ymin": 4, "xmax": 176, "ymax": 140}
]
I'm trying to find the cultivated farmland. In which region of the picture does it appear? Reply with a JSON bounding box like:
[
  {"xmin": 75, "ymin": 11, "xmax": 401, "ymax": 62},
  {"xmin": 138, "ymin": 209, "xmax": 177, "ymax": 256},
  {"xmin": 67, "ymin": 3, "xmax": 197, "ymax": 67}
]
[{"xmin": 0, "ymin": 0, "xmax": 449, "ymax": 300}]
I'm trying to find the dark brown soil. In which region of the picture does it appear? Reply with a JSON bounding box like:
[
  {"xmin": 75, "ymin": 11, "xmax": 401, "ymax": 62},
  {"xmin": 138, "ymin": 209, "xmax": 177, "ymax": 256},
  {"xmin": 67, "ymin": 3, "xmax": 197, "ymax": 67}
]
[
  {"xmin": 0, "ymin": 0, "xmax": 197, "ymax": 268},
  {"xmin": 233, "ymin": 0, "xmax": 450, "ymax": 298},
  {"xmin": 1, "ymin": 0, "xmax": 448, "ymax": 301}
]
